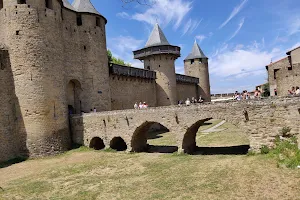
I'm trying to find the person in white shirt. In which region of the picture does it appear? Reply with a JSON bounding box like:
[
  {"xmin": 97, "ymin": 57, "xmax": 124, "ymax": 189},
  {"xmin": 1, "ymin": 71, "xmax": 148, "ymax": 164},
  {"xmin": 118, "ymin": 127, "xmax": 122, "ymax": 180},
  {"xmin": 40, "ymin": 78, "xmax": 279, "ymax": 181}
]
[
  {"xmin": 185, "ymin": 98, "xmax": 191, "ymax": 106},
  {"xmin": 139, "ymin": 102, "xmax": 143, "ymax": 109},
  {"xmin": 296, "ymin": 86, "xmax": 300, "ymax": 95},
  {"xmin": 134, "ymin": 102, "xmax": 138, "ymax": 109}
]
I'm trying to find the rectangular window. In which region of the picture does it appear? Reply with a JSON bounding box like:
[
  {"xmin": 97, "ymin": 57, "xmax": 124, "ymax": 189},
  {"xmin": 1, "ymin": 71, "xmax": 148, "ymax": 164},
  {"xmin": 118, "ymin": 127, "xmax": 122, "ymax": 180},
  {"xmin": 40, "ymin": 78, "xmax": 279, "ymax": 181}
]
[
  {"xmin": 191, "ymin": 59, "xmax": 194, "ymax": 64},
  {"xmin": 17, "ymin": 0, "xmax": 26, "ymax": 4},
  {"xmin": 45, "ymin": 0, "xmax": 53, "ymax": 9},
  {"xmin": 77, "ymin": 14, "xmax": 82, "ymax": 26},
  {"xmin": 96, "ymin": 17, "xmax": 100, "ymax": 27},
  {"xmin": 0, "ymin": 0, "xmax": 3, "ymax": 10}
]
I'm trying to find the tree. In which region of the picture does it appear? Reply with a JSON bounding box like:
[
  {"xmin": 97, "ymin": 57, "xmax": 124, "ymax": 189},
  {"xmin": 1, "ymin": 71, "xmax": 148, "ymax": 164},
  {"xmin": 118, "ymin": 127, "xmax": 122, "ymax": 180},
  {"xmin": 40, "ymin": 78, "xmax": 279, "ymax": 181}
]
[{"xmin": 107, "ymin": 49, "xmax": 132, "ymax": 66}]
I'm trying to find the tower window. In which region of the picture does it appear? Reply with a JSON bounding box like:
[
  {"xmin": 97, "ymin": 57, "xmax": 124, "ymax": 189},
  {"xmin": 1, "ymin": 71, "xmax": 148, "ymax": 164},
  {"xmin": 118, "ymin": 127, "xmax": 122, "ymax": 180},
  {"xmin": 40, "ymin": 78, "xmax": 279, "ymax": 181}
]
[
  {"xmin": 96, "ymin": 17, "xmax": 100, "ymax": 27},
  {"xmin": 17, "ymin": 0, "xmax": 26, "ymax": 4},
  {"xmin": 0, "ymin": 0, "xmax": 3, "ymax": 10},
  {"xmin": 77, "ymin": 14, "xmax": 82, "ymax": 26},
  {"xmin": 45, "ymin": 0, "xmax": 53, "ymax": 9},
  {"xmin": 191, "ymin": 59, "xmax": 194, "ymax": 64}
]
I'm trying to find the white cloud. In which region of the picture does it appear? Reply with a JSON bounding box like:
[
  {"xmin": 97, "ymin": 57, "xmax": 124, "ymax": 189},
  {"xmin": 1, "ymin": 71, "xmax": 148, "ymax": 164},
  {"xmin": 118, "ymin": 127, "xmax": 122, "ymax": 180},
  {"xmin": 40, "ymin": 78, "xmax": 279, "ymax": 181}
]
[
  {"xmin": 209, "ymin": 42, "xmax": 281, "ymax": 78},
  {"xmin": 195, "ymin": 35, "xmax": 207, "ymax": 43},
  {"xmin": 227, "ymin": 18, "xmax": 245, "ymax": 41},
  {"xmin": 117, "ymin": 12, "xmax": 130, "ymax": 19},
  {"xmin": 132, "ymin": 0, "xmax": 192, "ymax": 29},
  {"xmin": 182, "ymin": 18, "xmax": 202, "ymax": 36},
  {"xmin": 107, "ymin": 36, "xmax": 144, "ymax": 68},
  {"xmin": 288, "ymin": 17, "xmax": 300, "ymax": 36},
  {"xmin": 175, "ymin": 66, "xmax": 185, "ymax": 74},
  {"xmin": 219, "ymin": 0, "xmax": 248, "ymax": 29}
]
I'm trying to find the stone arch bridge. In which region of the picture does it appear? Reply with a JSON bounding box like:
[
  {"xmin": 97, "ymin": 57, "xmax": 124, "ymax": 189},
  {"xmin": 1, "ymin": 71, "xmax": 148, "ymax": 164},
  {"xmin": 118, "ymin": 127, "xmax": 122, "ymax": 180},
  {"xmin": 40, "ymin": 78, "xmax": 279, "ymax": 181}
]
[{"xmin": 71, "ymin": 98, "xmax": 300, "ymax": 154}]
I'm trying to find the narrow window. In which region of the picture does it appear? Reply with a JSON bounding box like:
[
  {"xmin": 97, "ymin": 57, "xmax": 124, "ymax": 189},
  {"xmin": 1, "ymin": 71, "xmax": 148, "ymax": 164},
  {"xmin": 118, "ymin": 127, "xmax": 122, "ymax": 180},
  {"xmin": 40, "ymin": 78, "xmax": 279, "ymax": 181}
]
[
  {"xmin": 45, "ymin": 0, "xmax": 53, "ymax": 9},
  {"xmin": 17, "ymin": 0, "xmax": 26, "ymax": 4},
  {"xmin": 191, "ymin": 59, "xmax": 194, "ymax": 64},
  {"xmin": 96, "ymin": 17, "xmax": 100, "ymax": 27},
  {"xmin": 147, "ymin": 66, "xmax": 150, "ymax": 70},
  {"xmin": 0, "ymin": 0, "xmax": 3, "ymax": 10},
  {"xmin": 77, "ymin": 14, "xmax": 82, "ymax": 26}
]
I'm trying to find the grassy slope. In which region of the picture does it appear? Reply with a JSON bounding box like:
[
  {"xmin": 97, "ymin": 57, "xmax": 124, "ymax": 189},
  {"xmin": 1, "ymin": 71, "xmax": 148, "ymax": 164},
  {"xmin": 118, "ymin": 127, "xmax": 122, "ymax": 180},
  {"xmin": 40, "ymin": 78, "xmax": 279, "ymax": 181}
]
[{"xmin": 0, "ymin": 120, "xmax": 299, "ymax": 200}]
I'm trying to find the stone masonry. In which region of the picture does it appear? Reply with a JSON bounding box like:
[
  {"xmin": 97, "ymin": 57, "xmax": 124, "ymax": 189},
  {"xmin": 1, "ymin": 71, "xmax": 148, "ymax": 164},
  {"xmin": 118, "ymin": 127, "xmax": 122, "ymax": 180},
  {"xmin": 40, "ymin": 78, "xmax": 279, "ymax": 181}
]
[
  {"xmin": 266, "ymin": 46, "xmax": 300, "ymax": 96},
  {"xmin": 71, "ymin": 97, "xmax": 300, "ymax": 154}
]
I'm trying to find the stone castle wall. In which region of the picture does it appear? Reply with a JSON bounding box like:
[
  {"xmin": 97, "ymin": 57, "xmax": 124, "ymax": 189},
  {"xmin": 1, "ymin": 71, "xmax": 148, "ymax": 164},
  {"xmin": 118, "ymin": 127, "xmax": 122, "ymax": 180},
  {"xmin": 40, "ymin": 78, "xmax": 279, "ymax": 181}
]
[
  {"xmin": 110, "ymin": 76, "xmax": 157, "ymax": 110},
  {"xmin": 176, "ymin": 83, "xmax": 197, "ymax": 102},
  {"xmin": 290, "ymin": 48, "xmax": 300, "ymax": 65},
  {"xmin": 277, "ymin": 64, "xmax": 300, "ymax": 96},
  {"xmin": 267, "ymin": 57, "xmax": 290, "ymax": 96}
]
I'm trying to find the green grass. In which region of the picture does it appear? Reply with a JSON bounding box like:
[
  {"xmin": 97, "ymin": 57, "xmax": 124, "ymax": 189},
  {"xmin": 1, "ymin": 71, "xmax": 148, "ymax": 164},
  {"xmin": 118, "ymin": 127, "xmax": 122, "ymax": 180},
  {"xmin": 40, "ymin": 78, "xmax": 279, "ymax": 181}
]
[
  {"xmin": 0, "ymin": 120, "xmax": 299, "ymax": 199},
  {"xmin": 269, "ymin": 136, "xmax": 300, "ymax": 169},
  {"xmin": 196, "ymin": 120, "xmax": 250, "ymax": 147}
]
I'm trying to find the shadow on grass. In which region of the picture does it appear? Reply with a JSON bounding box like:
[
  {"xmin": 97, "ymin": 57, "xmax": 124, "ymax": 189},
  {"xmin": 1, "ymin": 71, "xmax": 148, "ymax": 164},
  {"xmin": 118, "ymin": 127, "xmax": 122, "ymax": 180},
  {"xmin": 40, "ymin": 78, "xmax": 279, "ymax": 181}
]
[
  {"xmin": 0, "ymin": 157, "xmax": 28, "ymax": 169},
  {"xmin": 202, "ymin": 122, "xmax": 213, "ymax": 126},
  {"xmin": 194, "ymin": 145, "xmax": 250, "ymax": 155},
  {"xmin": 147, "ymin": 130, "xmax": 170, "ymax": 140},
  {"xmin": 147, "ymin": 145, "xmax": 178, "ymax": 153}
]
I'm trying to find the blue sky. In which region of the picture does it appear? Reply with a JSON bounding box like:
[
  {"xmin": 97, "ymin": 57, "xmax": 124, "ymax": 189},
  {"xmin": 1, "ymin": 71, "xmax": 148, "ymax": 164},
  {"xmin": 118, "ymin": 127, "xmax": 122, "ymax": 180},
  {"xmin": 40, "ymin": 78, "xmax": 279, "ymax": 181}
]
[{"xmin": 70, "ymin": 0, "xmax": 300, "ymax": 94}]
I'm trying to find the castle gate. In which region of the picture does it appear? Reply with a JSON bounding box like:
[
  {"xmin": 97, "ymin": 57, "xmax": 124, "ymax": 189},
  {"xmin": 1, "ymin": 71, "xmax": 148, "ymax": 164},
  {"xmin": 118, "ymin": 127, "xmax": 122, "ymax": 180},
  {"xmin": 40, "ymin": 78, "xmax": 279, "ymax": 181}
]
[{"xmin": 70, "ymin": 98, "xmax": 300, "ymax": 153}]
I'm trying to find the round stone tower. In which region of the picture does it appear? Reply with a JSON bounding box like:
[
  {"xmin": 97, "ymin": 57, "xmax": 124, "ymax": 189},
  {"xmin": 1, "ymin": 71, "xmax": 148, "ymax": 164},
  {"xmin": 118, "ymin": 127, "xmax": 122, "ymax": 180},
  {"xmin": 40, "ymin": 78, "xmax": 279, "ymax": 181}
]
[
  {"xmin": 133, "ymin": 24, "xmax": 180, "ymax": 106},
  {"xmin": 184, "ymin": 41, "xmax": 211, "ymax": 102},
  {"xmin": 0, "ymin": 0, "xmax": 110, "ymax": 160}
]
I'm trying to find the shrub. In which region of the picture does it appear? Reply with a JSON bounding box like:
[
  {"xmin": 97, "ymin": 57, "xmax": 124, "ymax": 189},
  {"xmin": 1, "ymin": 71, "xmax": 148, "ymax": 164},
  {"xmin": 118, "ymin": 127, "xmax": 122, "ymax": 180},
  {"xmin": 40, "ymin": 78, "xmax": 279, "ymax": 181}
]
[
  {"xmin": 260, "ymin": 145, "xmax": 270, "ymax": 154},
  {"xmin": 270, "ymin": 136, "xmax": 300, "ymax": 169}
]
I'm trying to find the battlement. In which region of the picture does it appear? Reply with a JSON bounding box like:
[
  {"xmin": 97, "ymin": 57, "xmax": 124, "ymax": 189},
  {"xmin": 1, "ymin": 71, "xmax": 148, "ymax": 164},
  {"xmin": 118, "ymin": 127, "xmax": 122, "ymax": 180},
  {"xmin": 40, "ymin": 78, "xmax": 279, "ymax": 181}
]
[
  {"xmin": 109, "ymin": 63, "xmax": 156, "ymax": 80},
  {"xmin": 133, "ymin": 45, "xmax": 181, "ymax": 60},
  {"xmin": 176, "ymin": 74, "xmax": 199, "ymax": 84}
]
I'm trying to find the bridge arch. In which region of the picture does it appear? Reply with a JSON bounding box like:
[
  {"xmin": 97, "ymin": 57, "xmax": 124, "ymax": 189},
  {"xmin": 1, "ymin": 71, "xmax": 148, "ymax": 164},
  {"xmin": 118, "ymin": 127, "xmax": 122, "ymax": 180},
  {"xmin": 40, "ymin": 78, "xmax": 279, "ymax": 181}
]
[
  {"xmin": 182, "ymin": 118, "xmax": 250, "ymax": 154},
  {"xmin": 89, "ymin": 137, "xmax": 105, "ymax": 150},
  {"xmin": 110, "ymin": 137, "xmax": 127, "ymax": 151},
  {"xmin": 131, "ymin": 121, "xmax": 171, "ymax": 152},
  {"xmin": 182, "ymin": 118, "xmax": 212, "ymax": 154}
]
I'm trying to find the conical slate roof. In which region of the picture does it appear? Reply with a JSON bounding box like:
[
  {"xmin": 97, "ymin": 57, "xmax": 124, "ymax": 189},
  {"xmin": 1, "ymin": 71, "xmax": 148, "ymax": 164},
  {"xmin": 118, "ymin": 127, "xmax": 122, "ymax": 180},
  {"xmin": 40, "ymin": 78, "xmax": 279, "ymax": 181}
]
[
  {"xmin": 62, "ymin": 0, "xmax": 75, "ymax": 10},
  {"xmin": 185, "ymin": 41, "xmax": 207, "ymax": 60},
  {"xmin": 145, "ymin": 23, "xmax": 170, "ymax": 48},
  {"xmin": 72, "ymin": 0, "xmax": 101, "ymax": 15}
]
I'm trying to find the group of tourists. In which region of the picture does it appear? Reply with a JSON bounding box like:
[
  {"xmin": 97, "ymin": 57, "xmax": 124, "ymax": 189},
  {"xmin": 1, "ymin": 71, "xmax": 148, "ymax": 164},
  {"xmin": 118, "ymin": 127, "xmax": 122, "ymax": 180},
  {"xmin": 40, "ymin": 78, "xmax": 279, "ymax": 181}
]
[
  {"xmin": 134, "ymin": 102, "xmax": 149, "ymax": 109},
  {"xmin": 234, "ymin": 90, "xmax": 262, "ymax": 101},
  {"xmin": 288, "ymin": 86, "xmax": 300, "ymax": 96},
  {"xmin": 178, "ymin": 96, "xmax": 204, "ymax": 106}
]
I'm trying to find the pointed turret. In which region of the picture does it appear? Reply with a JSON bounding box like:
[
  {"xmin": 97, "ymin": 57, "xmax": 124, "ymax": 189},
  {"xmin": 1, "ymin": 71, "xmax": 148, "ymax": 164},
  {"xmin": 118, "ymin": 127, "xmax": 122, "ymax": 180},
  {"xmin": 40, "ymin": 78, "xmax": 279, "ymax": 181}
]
[
  {"xmin": 185, "ymin": 40, "xmax": 207, "ymax": 61},
  {"xmin": 72, "ymin": 0, "xmax": 101, "ymax": 15},
  {"xmin": 184, "ymin": 41, "xmax": 211, "ymax": 102},
  {"xmin": 133, "ymin": 23, "xmax": 181, "ymax": 106},
  {"xmin": 62, "ymin": 0, "xmax": 75, "ymax": 10},
  {"xmin": 145, "ymin": 23, "xmax": 170, "ymax": 47}
]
